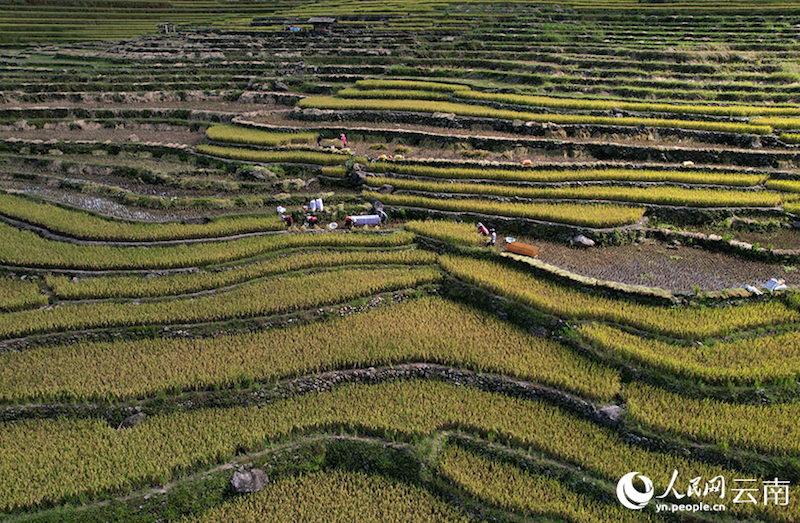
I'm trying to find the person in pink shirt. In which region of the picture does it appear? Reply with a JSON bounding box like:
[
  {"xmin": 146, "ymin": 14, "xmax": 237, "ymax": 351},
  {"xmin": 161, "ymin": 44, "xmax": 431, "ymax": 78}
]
[{"xmin": 340, "ymin": 133, "xmax": 347, "ymax": 148}]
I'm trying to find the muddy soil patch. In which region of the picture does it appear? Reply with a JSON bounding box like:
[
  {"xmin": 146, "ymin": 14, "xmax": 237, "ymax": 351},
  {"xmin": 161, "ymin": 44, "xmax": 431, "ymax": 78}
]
[{"xmin": 505, "ymin": 236, "xmax": 800, "ymax": 292}]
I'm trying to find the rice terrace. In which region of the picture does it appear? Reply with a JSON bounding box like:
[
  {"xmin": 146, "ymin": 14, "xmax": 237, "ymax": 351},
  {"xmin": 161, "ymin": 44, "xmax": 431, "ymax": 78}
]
[{"xmin": 4, "ymin": 0, "xmax": 800, "ymax": 521}]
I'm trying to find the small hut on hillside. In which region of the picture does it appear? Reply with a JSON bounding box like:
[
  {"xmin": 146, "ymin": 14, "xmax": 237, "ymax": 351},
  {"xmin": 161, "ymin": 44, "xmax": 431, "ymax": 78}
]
[{"xmin": 308, "ymin": 17, "xmax": 336, "ymax": 33}]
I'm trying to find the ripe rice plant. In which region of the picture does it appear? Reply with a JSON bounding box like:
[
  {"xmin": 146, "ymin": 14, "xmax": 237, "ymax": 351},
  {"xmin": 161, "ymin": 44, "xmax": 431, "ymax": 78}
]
[
  {"xmin": 298, "ymin": 97, "xmax": 774, "ymax": 135},
  {"xmin": 0, "ymin": 266, "xmax": 440, "ymax": 339},
  {"xmin": 624, "ymin": 383, "xmax": 800, "ymax": 455},
  {"xmin": 577, "ymin": 322, "xmax": 800, "ymax": 385},
  {"xmin": 365, "ymin": 191, "xmax": 645, "ymax": 228},
  {"xmin": 46, "ymin": 249, "xmax": 435, "ymax": 300},
  {"xmin": 205, "ymin": 125, "xmax": 316, "ymax": 146},
  {"xmin": 766, "ymin": 179, "xmax": 800, "ymax": 194},
  {"xmin": 753, "ymin": 117, "xmax": 800, "ymax": 130},
  {"xmin": 368, "ymin": 176, "xmax": 782, "ymax": 208},
  {"xmin": 439, "ymin": 446, "xmax": 655, "ymax": 523},
  {"xmin": 185, "ymin": 470, "xmax": 469, "ymax": 523},
  {"xmin": 0, "ymin": 223, "xmax": 414, "ymax": 270},
  {"xmin": 197, "ymin": 144, "xmax": 350, "ymax": 166},
  {"xmin": 404, "ymin": 220, "xmax": 484, "ymax": 246},
  {"xmin": 0, "ymin": 297, "xmax": 619, "ymax": 402},
  {"xmin": 786, "ymin": 201, "xmax": 800, "ymax": 214},
  {"xmin": 779, "ymin": 133, "xmax": 800, "ymax": 144},
  {"xmin": 355, "ymin": 79, "xmax": 469, "ymax": 92},
  {"xmin": 439, "ymin": 255, "xmax": 799, "ymax": 339},
  {"xmin": 367, "ymin": 163, "xmax": 766, "ymax": 187},
  {"xmin": 0, "ymin": 277, "xmax": 47, "ymax": 312},
  {"xmin": 0, "ymin": 380, "xmax": 787, "ymax": 521},
  {"xmin": 453, "ymin": 89, "xmax": 800, "ymax": 118},
  {"xmin": 321, "ymin": 166, "xmax": 348, "ymax": 178},
  {"xmin": 0, "ymin": 192, "xmax": 284, "ymax": 241},
  {"xmin": 338, "ymin": 87, "xmax": 451, "ymax": 101}
]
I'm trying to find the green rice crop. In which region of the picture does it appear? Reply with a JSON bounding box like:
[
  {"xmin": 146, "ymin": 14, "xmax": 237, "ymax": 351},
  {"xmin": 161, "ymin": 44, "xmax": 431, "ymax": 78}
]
[
  {"xmin": 366, "ymin": 191, "xmax": 645, "ymax": 228},
  {"xmin": 0, "ymin": 265, "xmax": 440, "ymax": 339},
  {"xmin": 625, "ymin": 383, "xmax": 800, "ymax": 455},
  {"xmin": 404, "ymin": 220, "xmax": 484, "ymax": 246},
  {"xmin": 439, "ymin": 255, "xmax": 799, "ymax": 339},
  {"xmin": 766, "ymin": 179, "xmax": 800, "ymax": 194},
  {"xmin": 439, "ymin": 446, "xmax": 655, "ymax": 523},
  {"xmin": 185, "ymin": 470, "xmax": 470, "ymax": 523},
  {"xmin": 0, "ymin": 297, "xmax": 619, "ymax": 402},
  {"xmin": 0, "ymin": 277, "xmax": 47, "ymax": 312},
  {"xmin": 355, "ymin": 79, "xmax": 469, "ymax": 92},
  {"xmin": 338, "ymin": 87, "xmax": 451, "ymax": 101},
  {"xmin": 577, "ymin": 322, "xmax": 800, "ymax": 385},
  {"xmin": 0, "ymin": 380, "xmax": 790, "ymax": 520},
  {"xmin": 779, "ymin": 133, "xmax": 800, "ymax": 144},
  {"xmin": 321, "ymin": 166, "xmax": 348, "ymax": 178},
  {"xmin": 46, "ymin": 249, "xmax": 434, "ymax": 300},
  {"xmin": 753, "ymin": 116, "xmax": 800, "ymax": 130},
  {"xmin": 197, "ymin": 144, "xmax": 350, "ymax": 166},
  {"xmin": 454, "ymin": 89, "xmax": 800, "ymax": 118},
  {"xmin": 298, "ymin": 97, "xmax": 774, "ymax": 135},
  {"xmin": 0, "ymin": 223, "xmax": 414, "ymax": 270},
  {"xmin": 786, "ymin": 201, "xmax": 800, "ymax": 214},
  {"xmin": 368, "ymin": 176, "xmax": 782, "ymax": 208},
  {"xmin": 367, "ymin": 163, "xmax": 766, "ymax": 187},
  {"xmin": 205, "ymin": 125, "xmax": 317, "ymax": 146},
  {"xmin": 0, "ymin": 192, "xmax": 284, "ymax": 241}
]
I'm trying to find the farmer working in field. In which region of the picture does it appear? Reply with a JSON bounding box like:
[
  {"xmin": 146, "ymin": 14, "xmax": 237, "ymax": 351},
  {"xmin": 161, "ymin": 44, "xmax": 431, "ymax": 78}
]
[
  {"xmin": 340, "ymin": 133, "xmax": 347, "ymax": 148},
  {"xmin": 317, "ymin": 133, "xmax": 324, "ymax": 147}
]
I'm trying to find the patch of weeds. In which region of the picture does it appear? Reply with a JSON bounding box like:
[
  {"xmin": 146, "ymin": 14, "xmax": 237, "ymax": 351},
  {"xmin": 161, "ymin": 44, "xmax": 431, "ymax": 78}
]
[{"xmin": 459, "ymin": 149, "xmax": 491, "ymax": 158}]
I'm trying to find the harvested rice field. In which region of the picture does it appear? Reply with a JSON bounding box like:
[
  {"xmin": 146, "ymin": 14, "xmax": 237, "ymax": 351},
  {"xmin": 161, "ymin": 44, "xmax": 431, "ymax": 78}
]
[{"xmin": 2, "ymin": 1, "xmax": 800, "ymax": 522}]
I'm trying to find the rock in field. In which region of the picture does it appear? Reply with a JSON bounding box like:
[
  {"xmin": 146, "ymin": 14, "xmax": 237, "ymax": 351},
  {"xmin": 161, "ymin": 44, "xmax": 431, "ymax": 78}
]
[
  {"xmin": 117, "ymin": 412, "xmax": 147, "ymax": 429},
  {"xmin": 350, "ymin": 171, "xmax": 366, "ymax": 186},
  {"xmin": 231, "ymin": 467, "xmax": 269, "ymax": 493},
  {"xmin": 598, "ymin": 405, "xmax": 625, "ymax": 423}
]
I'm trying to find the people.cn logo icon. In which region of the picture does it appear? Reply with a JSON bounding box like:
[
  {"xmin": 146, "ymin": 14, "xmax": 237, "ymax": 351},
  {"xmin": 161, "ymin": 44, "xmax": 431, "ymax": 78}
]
[{"xmin": 617, "ymin": 472, "xmax": 655, "ymax": 510}]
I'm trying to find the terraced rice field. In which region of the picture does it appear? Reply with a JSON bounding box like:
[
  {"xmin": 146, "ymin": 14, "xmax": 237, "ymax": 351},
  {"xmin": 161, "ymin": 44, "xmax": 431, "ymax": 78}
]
[{"xmin": 2, "ymin": 1, "xmax": 800, "ymax": 522}]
